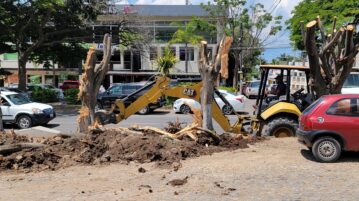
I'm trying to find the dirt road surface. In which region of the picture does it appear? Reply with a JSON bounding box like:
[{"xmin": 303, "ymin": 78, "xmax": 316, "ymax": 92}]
[{"xmin": 2, "ymin": 138, "xmax": 359, "ymax": 201}]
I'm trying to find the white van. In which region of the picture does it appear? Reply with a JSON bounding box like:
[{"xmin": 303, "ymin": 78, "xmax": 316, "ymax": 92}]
[{"xmin": 341, "ymin": 72, "xmax": 359, "ymax": 94}]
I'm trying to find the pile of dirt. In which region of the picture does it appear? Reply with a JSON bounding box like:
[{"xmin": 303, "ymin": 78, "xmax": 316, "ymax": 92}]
[{"xmin": 0, "ymin": 130, "xmax": 265, "ymax": 172}]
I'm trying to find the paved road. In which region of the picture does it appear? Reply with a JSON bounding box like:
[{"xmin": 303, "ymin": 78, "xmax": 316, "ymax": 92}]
[
  {"xmin": 47, "ymin": 111, "xmax": 244, "ymax": 134},
  {"xmin": 7, "ymin": 98, "xmax": 257, "ymax": 135}
]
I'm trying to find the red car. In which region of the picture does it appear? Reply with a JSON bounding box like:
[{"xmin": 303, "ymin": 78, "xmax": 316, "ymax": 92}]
[
  {"xmin": 297, "ymin": 94, "xmax": 359, "ymax": 162},
  {"xmin": 60, "ymin": 80, "xmax": 80, "ymax": 91}
]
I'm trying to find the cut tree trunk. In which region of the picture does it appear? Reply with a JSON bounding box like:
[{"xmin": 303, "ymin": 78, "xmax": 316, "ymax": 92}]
[
  {"xmin": 18, "ymin": 57, "xmax": 27, "ymax": 92},
  {"xmin": 304, "ymin": 17, "xmax": 359, "ymax": 97},
  {"xmin": 199, "ymin": 37, "xmax": 233, "ymax": 130},
  {"xmin": 77, "ymin": 34, "xmax": 112, "ymax": 133}
]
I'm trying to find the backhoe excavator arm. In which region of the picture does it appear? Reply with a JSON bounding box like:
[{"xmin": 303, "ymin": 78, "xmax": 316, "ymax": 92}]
[{"xmin": 99, "ymin": 76, "xmax": 243, "ymax": 133}]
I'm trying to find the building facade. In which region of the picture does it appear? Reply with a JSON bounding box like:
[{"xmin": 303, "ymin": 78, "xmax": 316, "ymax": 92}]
[{"xmin": 0, "ymin": 5, "xmax": 218, "ymax": 87}]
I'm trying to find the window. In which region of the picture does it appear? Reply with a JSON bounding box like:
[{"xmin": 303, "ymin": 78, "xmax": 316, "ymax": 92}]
[
  {"xmin": 111, "ymin": 50, "xmax": 121, "ymax": 63},
  {"xmin": 302, "ymin": 97, "xmax": 324, "ymax": 115},
  {"xmin": 150, "ymin": 47, "xmax": 158, "ymax": 61},
  {"xmin": 343, "ymin": 74, "xmax": 359, "ymax": 88},
  {"xmin": 155, "ymin": 27, "xmax": 177, "ymax": 42},
  {"xmin": 122, "ymin": 85, "xmax": 138, "ymax": 94},
  {"xmin": 326, "ymin": 98, "xmax": 359, "ymax": 116},
  {"xmin": 179, "ymin": 47, "xmax": 194, "ymax": 61},
  {"xmin": 109, "ymin": 85, "xmax": 122, "ymax": 94},
  {"xmin": 6, "ymin": 94, "xmax": 31, "ymax": 105}
]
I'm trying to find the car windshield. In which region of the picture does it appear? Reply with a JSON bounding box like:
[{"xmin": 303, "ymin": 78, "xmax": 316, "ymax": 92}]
[
  {"xmin": 343, "ymin": 74, "xmax": 359, "ymax": 88},
  {"xmin": 6, "ymin": 94, "xmax": 31, "ymax": 105}
]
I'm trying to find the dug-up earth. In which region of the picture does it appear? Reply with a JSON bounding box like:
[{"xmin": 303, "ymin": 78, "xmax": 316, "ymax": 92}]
[{"xmin": 2, "ymin": 132, "xmax": 359, "ymax": 200}]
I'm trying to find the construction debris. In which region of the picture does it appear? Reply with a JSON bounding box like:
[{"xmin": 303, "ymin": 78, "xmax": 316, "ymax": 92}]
[{"xmin": 0, "ymin": 128, "xmax": 264, "ymax": 172}]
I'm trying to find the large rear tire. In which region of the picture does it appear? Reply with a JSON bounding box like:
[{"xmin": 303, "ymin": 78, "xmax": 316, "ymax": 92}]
[{"xmin": 262, "ymin": 117, "xmax": 298, "ymax": 137}]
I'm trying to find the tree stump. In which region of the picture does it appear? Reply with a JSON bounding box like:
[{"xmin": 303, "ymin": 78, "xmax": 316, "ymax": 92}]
[{"xmin": 77, "ymin": 34, "xmax": 112, "ymax": 133}]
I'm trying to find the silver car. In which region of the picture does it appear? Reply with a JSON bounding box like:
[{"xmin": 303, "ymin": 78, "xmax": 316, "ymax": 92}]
[{"xmin": 245, "ymin": 81, "xmax": 260, "ymax": 99}]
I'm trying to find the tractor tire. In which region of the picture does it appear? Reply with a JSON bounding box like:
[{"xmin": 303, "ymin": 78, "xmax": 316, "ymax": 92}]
[{"xmin": 262, "ymin": 117, "xmax": 298, "ymax": 137}]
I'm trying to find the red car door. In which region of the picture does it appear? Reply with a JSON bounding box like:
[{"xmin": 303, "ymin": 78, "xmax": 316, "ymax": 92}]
[{"xmin": 319, "ymin": 98, "xmax": 359, "ymax": 151}]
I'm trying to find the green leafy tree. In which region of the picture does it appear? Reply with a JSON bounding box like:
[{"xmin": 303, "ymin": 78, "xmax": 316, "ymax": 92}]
[
  {"xmin": 202, "ymin": 0, "xmax": 283, "ymax": 88},
  {"xmin": 29, "ymin": 43, "xmax": 87, "ymax": 86},
  {"xmin": 156, "ymin": 47, "xmax": 177, "ymax": 76},
  {"xmin": 287, "ymin": 0, "xmax": 359, "ymax": 50},
  {"xmin": 0, "ymin": 0, "xmax": 106, "ymax": 91},
  {"xmin": 170, "ymin": 17, "xmax": 216, "ymax": 73}
]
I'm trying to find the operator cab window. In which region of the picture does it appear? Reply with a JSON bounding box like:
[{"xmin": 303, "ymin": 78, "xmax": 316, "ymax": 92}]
[{"xmin": 326, "ymin": 98, "xmax": 359, "ymax": 116}]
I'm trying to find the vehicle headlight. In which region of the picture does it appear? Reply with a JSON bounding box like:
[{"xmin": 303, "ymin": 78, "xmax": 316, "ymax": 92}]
[{"xmin": 32, "ymin": 108, "xmax": 43, "ymax": 114}]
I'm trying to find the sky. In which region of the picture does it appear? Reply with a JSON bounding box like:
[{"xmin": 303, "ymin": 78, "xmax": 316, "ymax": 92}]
[{"xmin": 114, "ymin": 0, "xmax": 303, "ymax": 62}]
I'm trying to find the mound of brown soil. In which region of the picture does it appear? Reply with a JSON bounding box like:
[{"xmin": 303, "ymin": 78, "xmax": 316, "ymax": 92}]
[{"xmin": 0, "ymin": 130, "xmax": 265, "ymax": 172}]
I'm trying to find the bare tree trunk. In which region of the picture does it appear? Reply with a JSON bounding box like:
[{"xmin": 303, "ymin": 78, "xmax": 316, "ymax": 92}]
[
  {"xmin": 0, "ymin": 91, "xmax": 3, "ymax": 131},
  {"xmin": 304, "ymin": 17, "xmax": 359, "ymax": 97},
  {"xmin": 77, "ymin": 34, "xmax": 112, "ymax": 133},
  {"xmin": 232, "ymin": 54, "xmax": 240, "ymax": 89},
  {"xmin": 199, "ymin": 37, "xmax": 233, "ymax": 130},
  {"xmin": 18, "ymin": 56, "xmax": 27, "ymax": 91},
  {"xmin": 201, "ymin": 72, "xmax": 216, "ymax": 130},
  {"xmin": 52, "ymin": 60, "xmax": 56, "ymax": 87}
]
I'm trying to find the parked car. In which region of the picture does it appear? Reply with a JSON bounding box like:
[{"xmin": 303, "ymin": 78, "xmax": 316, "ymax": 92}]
[
  {"xmin": 60, "ymin": 80, "xmax": 80, "ymax": 91},
  {"xmin": 0, "ymin": 91, "xmax": 56, "ymax": 129},
  {"xmin": 27, "ymin": 84, "xmax": 64, "ymax": 100},
  {"xmin": 173, "ymin": 90, "xmax": 245, "ymax": 115},
  {"xmin": 97, "ymin": 82, "xmax": 165, "ymax": 114},
  {"xmin": 297, "ymin": 94, "xmax": 359, "ymax": 162},
  {"xmin": 244, "ymin": 81, "xmax": 260, "ymax": 99},
  {"xmin": 341, "ymin": 72, "xmax": 359, "ymax": 94}
]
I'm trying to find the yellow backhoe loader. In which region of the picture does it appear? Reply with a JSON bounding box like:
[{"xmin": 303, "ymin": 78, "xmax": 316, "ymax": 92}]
[{"xmin": 96, "ymin": 65, "xmax": 314, "ymax": 137}]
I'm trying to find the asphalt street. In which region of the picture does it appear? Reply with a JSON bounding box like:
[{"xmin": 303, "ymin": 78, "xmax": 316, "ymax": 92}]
[
  {"xmin": 48, "ymin": 110, "xmax": 245, "ymax": 134},
  {"xmin": 7, "ymin": 98, "xmax": 257, "ymax": 135}
]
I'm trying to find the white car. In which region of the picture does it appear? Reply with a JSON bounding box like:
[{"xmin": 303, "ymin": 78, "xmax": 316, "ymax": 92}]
[
  {"xmin": 173, "ymin": 90, "xmax": 245, "ymax": 115},
  {"xmin": 245, "ymin": 81, "xmax": 260, "ymax": 99},
  {"xmin": 341, "ymin": 72, "xmax": 359, "ymax": 94},
  {"xmin": 0, "ymin": 91, "xmax": 56, "ymax": 129}
]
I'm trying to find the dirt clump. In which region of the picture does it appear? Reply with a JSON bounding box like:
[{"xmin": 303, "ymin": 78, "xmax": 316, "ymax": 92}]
[
  {"xmin": 0, "ymin": 131, "xmax": 30, "ymax": 145},
  {"xmin": 0, "ymin": 129, "xmax": 265, "ymax": 172},
  {"xmin": 167, "ymin": 176, "xmax": 189, "ymax": 186}
]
